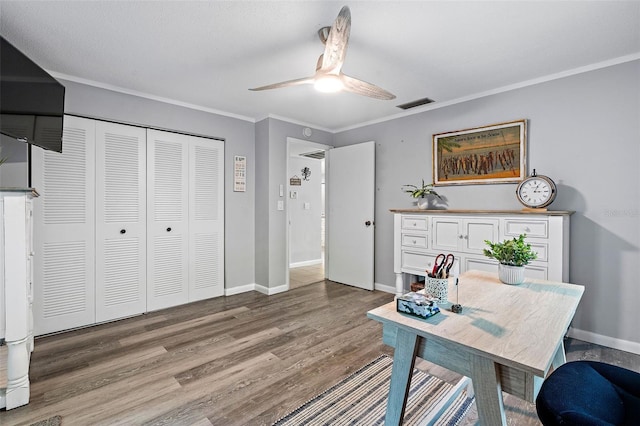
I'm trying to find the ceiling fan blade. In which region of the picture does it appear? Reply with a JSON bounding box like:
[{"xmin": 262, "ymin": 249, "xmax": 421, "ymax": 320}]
[
  {"xmin": 249, "ymin": 76, "xmax": 314, "ymax": 91},
  {"xmin": 341, "ymin": 74, "xmax": 396, "ymax": 100},
  {"xmin": 320, "ymin": 6, "xmax": 350, "ymax": 74}
]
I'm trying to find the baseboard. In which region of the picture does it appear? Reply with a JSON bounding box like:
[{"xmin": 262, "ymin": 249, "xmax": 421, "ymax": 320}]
[
  {"xmin": 289, "ymin": 259, "xmax": 323, "ymax": 268},
  {"xmin": 225, "ymin": 283, "xmax": 256, "ymax": 296},
  {"xmin": 254, "ymin": 283, "xmax": 289, "ymax": 296},
  {"xmin": 375, "ymin": 282, "xmax": 396, "ymax": 294},
  {"xmin": 568, "ymin": 327, "xmax": 640, "ymax": 356}
]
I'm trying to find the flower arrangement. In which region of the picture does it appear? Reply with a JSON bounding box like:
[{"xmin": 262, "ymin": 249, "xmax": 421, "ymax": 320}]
[{"xmin": 483, "ymin": 234, "xmax": 537, "ymax": 267}]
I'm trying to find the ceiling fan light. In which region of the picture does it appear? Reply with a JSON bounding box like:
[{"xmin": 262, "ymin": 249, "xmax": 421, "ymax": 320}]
[{"xmin": 314, "ymin": 75, "xmax": 344, "ymax": 93}]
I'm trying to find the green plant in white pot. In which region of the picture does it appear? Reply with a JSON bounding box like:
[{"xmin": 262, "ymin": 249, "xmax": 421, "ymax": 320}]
[
  {"xmin": 401, "ymin": 179, "xmax": 441, "ymax": 209},
  {"xmin": 483, "ymin": 234, "xmax": 537, "ymax": 284}
]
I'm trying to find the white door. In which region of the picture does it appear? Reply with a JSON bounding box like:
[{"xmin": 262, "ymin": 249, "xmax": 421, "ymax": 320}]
[
  {"xmin": 95, "ymin": 121, "xmax": 147, "ymax": 322},
  {"xmin": 32, "ymin": 115, "xmax": 96, "ymax": 335},
  {"xmin": 188, "ymin": 137, "xmax": 225, "ymax": 300},
  {"xmin": 146, "ymin": 129, "xmax": 189, "ymax": 311},
  {"xmin": 326, "ymin": 142, "xmax": 375, "ymax": 290}
]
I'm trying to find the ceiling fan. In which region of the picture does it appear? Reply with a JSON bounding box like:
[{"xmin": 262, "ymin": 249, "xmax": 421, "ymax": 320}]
[{"xmin": 249, "ymin": 5, "xmax": 395, "ymax": 100}]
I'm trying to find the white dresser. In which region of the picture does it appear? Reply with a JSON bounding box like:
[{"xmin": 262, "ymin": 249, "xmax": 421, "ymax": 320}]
[
  {"xmin": 1, "ymin": 188, "xmax": 37, "ymax": 410},
  {"xmin": 392, "ymin": 209, "xmax": 572, "ymax": 296}
]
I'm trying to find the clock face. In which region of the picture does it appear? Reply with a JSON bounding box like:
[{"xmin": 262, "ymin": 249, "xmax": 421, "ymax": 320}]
[{"xmin": 516, "ymin": 176, "xmax": 557, "ymax": 208}]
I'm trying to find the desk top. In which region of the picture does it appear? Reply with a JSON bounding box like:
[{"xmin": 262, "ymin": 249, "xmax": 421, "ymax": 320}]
[{"xmin": 367, "ymin": 270, "xmax": 584, "ymax": 377}]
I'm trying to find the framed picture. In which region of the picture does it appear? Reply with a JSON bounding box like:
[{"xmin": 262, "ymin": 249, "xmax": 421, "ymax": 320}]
[{"xmin": 433, "ymin": 119, "xmax": 527, "ymax": 186}]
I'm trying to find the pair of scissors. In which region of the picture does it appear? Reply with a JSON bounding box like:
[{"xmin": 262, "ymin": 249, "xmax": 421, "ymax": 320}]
[
  {"xmin": 431, "ymin": 253, "xmax": 446, "ymax": 277},
  {"xmin": 440, "ymin": 254, "xmax": 455, "ymax": 278}
]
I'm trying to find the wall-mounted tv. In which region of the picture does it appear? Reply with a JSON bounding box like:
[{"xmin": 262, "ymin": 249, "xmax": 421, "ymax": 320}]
[{"xmin": 1, "ymin": 36, "xmax": 65, "ymax": 152}]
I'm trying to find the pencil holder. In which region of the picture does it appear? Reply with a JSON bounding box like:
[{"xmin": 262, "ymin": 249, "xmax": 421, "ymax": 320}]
[{"xmin": 426, "ymin": 277, "xmax": 448, "ymax": 303}]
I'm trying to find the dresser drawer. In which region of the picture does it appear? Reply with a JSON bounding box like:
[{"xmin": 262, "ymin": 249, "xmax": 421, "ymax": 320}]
[
  {"xmin": 402, "ymin": 233, "xmax": 428, "ymax": 249},
  {"xmin": 504, "ymin": 219, "xmax": 548, "ymax": 238},
  {"xmin": 529, "ymin": 242, "xmax": 548, "ymax": 262},
  {"xmin": 402, "ymin": 216, "xmax": 428, "ymax": 231},
  {"xmin": 401, "ymin": 250, "xmax": 432, "ymax": 274}
]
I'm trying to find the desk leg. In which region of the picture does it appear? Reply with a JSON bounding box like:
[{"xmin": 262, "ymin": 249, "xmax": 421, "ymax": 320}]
[
  {"xmin": 552, "ymin": 340, "xmax": 567, "ymax": 369},
  {"xmin": 385, "ymin": 328, "xmax": 419, "ymax": 426},
  {"xmin": 470, "ymin": 354, "xmax": 507, "ymax": 426}
]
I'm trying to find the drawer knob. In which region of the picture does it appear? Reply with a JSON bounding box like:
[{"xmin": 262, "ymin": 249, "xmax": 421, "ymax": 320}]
[
  {"xmin": 413, "ymin": 222, "xmax": 417, "ymax": 226},
  {"xmin": 166, "ymin": 227, "xmax": 172, "ymax": 232},
  {"xmin": 120, "ymin": 229, "xmax": 126, "ymax": 234},
  {"xmin": 525, "ymin": 227, "xmax": 531, "ymax": 232},
  {"xmin": 412, "ymin": 239, "xmax": 417, "ymax": 244}
]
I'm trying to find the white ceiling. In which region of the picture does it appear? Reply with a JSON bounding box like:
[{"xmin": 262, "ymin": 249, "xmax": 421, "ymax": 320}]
[{"xmin": 1, "ymin": 1, "xmax": 639, "ymax": 131}]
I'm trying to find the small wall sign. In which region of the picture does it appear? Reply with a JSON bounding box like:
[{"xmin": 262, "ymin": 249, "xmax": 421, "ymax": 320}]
[
  {"xmin": 234, "ymin": 155, "xmax": 246, "ymax": 192},
  {"xmin": 290, "ymin": 175, "xmax": 302, "ymax": 186}
]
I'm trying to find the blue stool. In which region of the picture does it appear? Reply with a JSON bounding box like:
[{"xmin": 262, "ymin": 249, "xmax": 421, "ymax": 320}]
[{"xmin": 536, "ymin": 361, "xmax": 640, "ymax": 425}]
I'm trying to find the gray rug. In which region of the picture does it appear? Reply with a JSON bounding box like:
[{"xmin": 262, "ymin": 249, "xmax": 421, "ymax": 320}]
[{"xmin": 273, "ymin": 354, "xmax": 474, "ymax": 426}]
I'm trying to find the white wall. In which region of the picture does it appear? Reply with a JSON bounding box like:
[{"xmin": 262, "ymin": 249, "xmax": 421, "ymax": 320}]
[
  {"xmin": 288, "ymin": 156, "xmax": 322, "ymax": 266},
  {"xmin": 334, "ymin": 60, "xmax": 640, "ymax": 353}
]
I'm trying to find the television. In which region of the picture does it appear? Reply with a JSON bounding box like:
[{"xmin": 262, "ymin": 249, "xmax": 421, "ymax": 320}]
[{"xmin": 1, "ymin": 36, "xmax": 65, "ymax": 152}]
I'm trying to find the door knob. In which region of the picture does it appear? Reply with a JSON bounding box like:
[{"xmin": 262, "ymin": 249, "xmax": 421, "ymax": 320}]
[{"xmin": 365, "ymin": 220, "xmax": 372, "ymax": 227}]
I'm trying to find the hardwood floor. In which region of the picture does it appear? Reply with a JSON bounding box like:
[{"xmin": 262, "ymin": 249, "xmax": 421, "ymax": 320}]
[
  {"xmin": 2, "ymin": 281, "xmax": 639, "ymax": 426},
  {"xmin": 289, "ymin": 262, "xmax": 324, "ymax": 289}
]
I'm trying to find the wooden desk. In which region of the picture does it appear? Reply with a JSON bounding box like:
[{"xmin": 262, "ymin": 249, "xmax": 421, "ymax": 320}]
[{"xmin": 367, "ymin": 270, "xmax": 584, "ymax": 425}]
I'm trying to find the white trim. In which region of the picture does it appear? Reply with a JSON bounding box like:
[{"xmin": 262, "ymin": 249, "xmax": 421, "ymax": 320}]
[
  {"xmin": 48, "ymin": 71, "xmax": 256, "ymax": 123},
  {"xmin": 264, "ymin": 114, "xmax": 332, "ymax": 133},
  {"xmin": 334, "ymin": 53, "xmax": 640, "ymax": 133},
  {"xmin": 374, "ymin": 282, "xmax": 396, "ymax": 294},
  {"xmin": 568, "ymin": 327, "xmax": 640, "ymax": 356},
  {"xmin": 290, "ymin": 259, "xmax": 323, "ymax": 268},
  {"xmin": 48, "ymin": 54, "xmax": 640, "ymax": 133},
  {"xmin": 255, "ymin": 283, "xmax": 288, "ymax": 295},
  {"xmin": 224, "ymin": 283, "xmax": 256, "ymax": 296}
]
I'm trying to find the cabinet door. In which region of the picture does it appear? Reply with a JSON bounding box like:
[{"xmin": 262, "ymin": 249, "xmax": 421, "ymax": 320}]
[
  {"xmin": 146, "ymin": 130, "xmax": 189, "ymax": 311},
  {"xmin": 32, "ymin": 116, "xmax": 96, "ymax": 335},
  {"xmin": 95, "ymin": 121, "xmax": 147, "ymax": 322},
  {"xmin": 431, "ymin": 217, "xmax": 462, "ymax": 252},
  {"xmin": 462, "ymin": 218, "xmax": 499, "ymax": 254},
  {"xmin": 189, "ymin": 137, "xmax": 224, "ymax": 301}
]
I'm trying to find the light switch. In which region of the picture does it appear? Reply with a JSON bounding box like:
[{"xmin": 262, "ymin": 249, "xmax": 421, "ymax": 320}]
[
  {"xmin": 304, "ymin": 202, "xmax": 310, "ymax": 210},
  {"xmin": 277, "ymin": 200, "xmax": 284, "ymax": 210},
  {"xmin": 279, "ymin": 184, "xmax": 284, "ymax": 197},
  {"xmin": 290, "ymin": 191, "xmax": 297, "ymax": 199}
]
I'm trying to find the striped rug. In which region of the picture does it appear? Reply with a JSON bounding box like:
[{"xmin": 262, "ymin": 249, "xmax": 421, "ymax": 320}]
[{"xmin": 273, "ymin": 354, "xmax": 474, "ymax": 426}]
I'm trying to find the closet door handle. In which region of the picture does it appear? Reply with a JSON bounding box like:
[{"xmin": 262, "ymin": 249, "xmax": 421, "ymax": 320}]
[
  {"xmin": 166, "ymin": 227, "xmax": 172, "ymax": 232},
  {"xmin": 120, "ymin": 229, "xmax": 126, "ymax": 234}
]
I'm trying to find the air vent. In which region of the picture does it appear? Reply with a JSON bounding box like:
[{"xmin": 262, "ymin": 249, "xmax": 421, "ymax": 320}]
[
  {"xmin": 299, "ymin": 150, "xmax": 325, "ymax": 160},
  {"xmin": 396, "ymin": 97, "xmax": 435, "ymax": 110}
]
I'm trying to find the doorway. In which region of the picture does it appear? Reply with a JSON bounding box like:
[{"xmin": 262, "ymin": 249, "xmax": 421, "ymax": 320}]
[{"xmin": 286, "ymin": 138, "xmax": 331, "ymax": 289}]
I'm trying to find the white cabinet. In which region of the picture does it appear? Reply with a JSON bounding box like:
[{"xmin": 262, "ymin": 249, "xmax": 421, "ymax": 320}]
[
  {"xmin": 32, "ymin": 116, "xmax": 225, "ymax": 335},
  {"xmin": 146, "ymin": 130, "xmax": 224, "ymax": 311},
  {"xmin": 95, "ymin": 121, "xmax": 147, "ymax": 323},
  {"xmin": 392, "ymin": 210, "xmax": 572, "ymax": 296},
  {"xmin": 1, "ymin": 189, "xmax": 37, "ymax": 410},
  {"xmin": 32, "ymin": 116, "xmax": 96, "ymax": 335}
]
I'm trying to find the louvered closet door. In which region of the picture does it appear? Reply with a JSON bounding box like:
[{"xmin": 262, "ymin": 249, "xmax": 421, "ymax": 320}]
[
  {"xmin": 32, "ymin": 115, "xmax": 96, "ymax": 335},
  {"xmin": 95, "ymin": 121, "xmax": 147, "ymax": 322},
  {"xmin": 146, "ymin": 130, "xmax": 189, "ymax": 311},
  {"xmin": 189, "ymin": 137, "xmax": 224, "ymax": 300}
]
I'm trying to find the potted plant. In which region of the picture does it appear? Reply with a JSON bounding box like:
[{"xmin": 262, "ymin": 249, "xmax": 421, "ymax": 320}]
[
  {"xmin": 483, "ymin": 234, "xmax": 537, "ymax": 284},
  {"xmin": 401, "ymin": 179, "xmax": 441, "ymax": 209}
]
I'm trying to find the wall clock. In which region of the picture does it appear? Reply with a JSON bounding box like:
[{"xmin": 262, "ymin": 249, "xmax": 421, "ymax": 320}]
[{"xmin": 516, "ymin": 169, "xmax": 557, "ymax": 209}]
